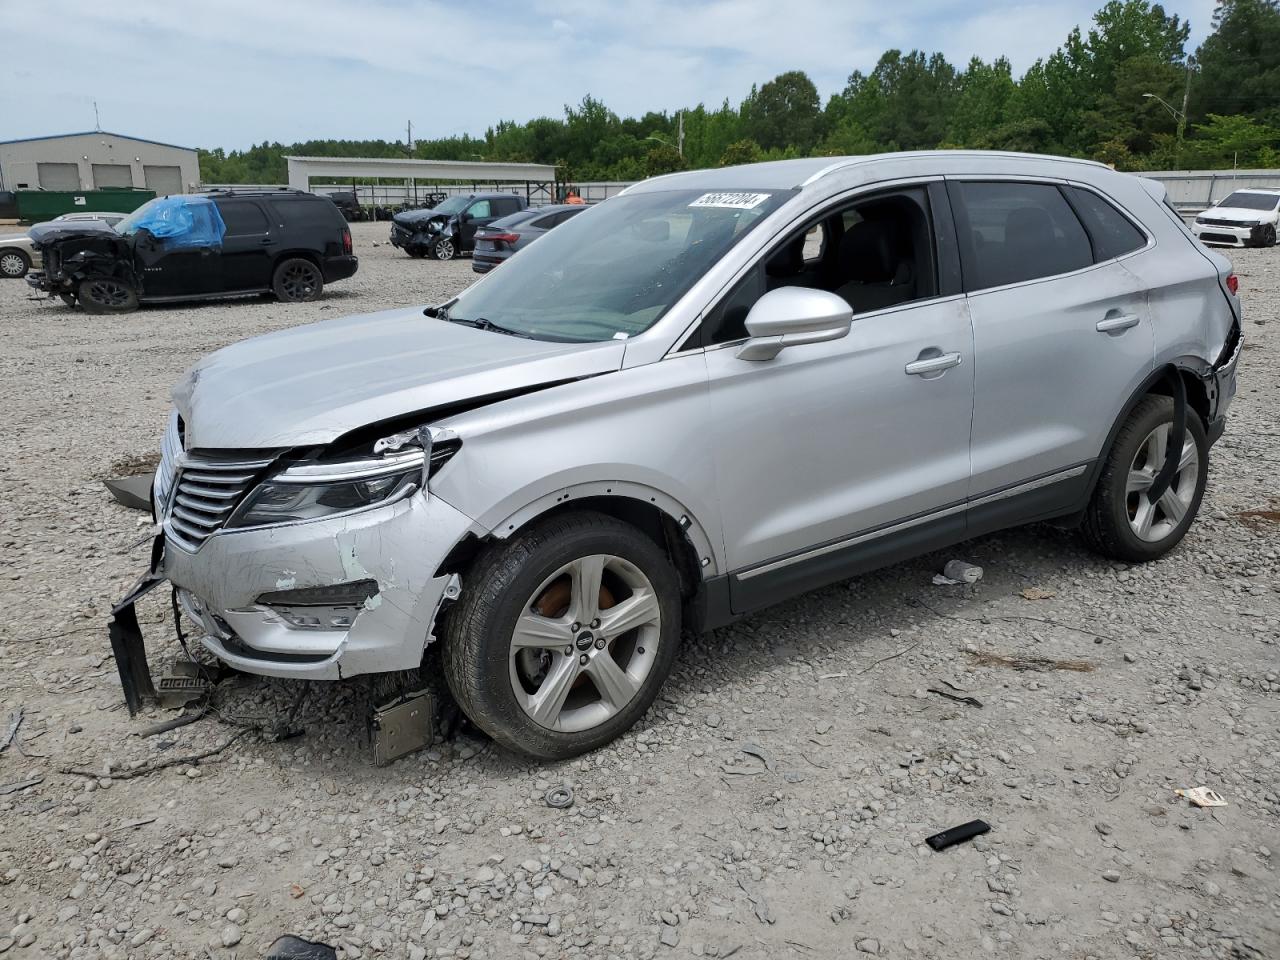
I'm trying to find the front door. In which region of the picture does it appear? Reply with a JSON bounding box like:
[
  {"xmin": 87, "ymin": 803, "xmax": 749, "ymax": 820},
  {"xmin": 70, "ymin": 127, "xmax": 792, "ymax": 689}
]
[
  {"xmin": 134, "ymin": 237, "xmax": 220, "ymax": 299},
  {"xmin": 461, "ymin": 199, "xmax": 496, "ymax": 250},
  {"xmin": 701, "ymin": 185, "xmax": 975, "ymax": 613}
]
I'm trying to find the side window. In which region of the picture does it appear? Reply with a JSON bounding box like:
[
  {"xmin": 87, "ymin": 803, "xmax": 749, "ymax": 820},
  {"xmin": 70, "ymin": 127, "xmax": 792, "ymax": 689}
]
[
  {"xmin": 950, "ymin": 181, "xmax": 1093, "ymax": 291},
  {"xmin": 1065, "ymin": 186, "xmax": 1147, "ymax": 261},
  {"xmin": 531, "ymin": 214, "xmax": 559, "ymax": 229},
  {"xmin": 268, "ymin": 198, "xmax": 343, "ymax": 232},
  {"xmin": 468, "ymin": 200, "xmax": 492, "ymax": 218},
  {"xmin": 698, "ymin": 186, "xmax": 941, "ymax": 346},
  {"xmin": 216, "ymin": 201, "xmax": 269, "ymax": 236}
]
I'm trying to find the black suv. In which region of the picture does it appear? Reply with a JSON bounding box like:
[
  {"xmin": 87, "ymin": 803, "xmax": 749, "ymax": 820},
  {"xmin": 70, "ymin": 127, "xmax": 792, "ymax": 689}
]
[
  {"xmin": 26, "ymin": 189, "xmax": 358, "ymax": 313},
  {"xmin": 390, "ymin": 192, "xmax": 527, "ymax": 260}
]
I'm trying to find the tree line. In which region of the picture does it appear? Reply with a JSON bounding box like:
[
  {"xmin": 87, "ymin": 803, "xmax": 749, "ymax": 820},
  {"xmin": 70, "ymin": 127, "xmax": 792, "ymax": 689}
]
[{"xmin": 199, "ymin": 0, "xmax": 1280, "ymax": 185}]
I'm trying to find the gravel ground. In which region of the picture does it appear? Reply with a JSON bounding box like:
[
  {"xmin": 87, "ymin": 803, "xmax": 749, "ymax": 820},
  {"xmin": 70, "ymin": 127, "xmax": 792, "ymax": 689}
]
[{"xmin": 1, "ymin": 222, "xmax": 1278, "ymax": 960}]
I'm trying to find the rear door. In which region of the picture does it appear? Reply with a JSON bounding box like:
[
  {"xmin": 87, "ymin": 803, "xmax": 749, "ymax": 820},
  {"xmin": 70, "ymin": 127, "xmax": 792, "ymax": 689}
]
[
  {"xmin": 215, "ymin": 199, "xmax": 274, "ymax": 292},
  {"xmin": 950, "ymin": 179, "xmax": 1154, "ymax": 510}
]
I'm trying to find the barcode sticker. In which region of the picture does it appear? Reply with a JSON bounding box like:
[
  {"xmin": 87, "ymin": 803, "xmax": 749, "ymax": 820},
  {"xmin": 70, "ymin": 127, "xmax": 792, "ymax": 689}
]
[{"xmin": 689, "ymin": 192, "xmax": 771, "ymax": 210}]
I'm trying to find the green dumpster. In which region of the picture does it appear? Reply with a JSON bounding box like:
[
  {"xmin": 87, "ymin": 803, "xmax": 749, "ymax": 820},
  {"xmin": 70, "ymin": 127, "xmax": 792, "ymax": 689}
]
[{"xmin": 17, "ymin": 189, "xmax": 156, "ymax": 223}]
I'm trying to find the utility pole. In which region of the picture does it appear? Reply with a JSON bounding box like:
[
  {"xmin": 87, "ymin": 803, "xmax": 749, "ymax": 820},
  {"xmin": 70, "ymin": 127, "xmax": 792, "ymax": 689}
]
[
  {"xmin": 406, "ymin": 120, "xmax": 413, "ymax": 153},
  {"xmin": 1177, "ymin": 66, "xmax": 1191, "ymax": 169},
  {"xmin": 93, "ymin": 100, "xmax": 101, "ymax": 131},
  {"xmin": 677, "ymin": 111, "xmax": 684, "ymax": 158}
]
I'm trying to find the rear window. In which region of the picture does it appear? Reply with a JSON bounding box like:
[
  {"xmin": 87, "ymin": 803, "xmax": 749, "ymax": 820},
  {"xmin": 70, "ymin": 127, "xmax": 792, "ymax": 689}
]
[
  {"xmin": 268, "ymin": 197, "xmax": 343, "ymax": 232},
  {"xmin": 951, "ymin": 181, "xmax": 1093, "ymax": 291},
  {"xmin": 216, "ymin": 200, "xmax": 269, "ymax": 236},
  {"xmin": 1065, "ymin": 187, "xmax": 1147, "ymax": 261},
  {"xmin": 1220, "ymin": 191, "xmax": 1280, "ymax": 211}
]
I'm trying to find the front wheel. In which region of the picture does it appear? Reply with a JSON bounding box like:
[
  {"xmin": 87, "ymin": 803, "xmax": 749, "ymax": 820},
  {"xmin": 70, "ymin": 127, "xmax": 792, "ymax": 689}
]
[
  {"xmin": 78, "ymin": 277, "xmax": 139, "ymax": 314},
  {"xmin": 442, "ymin": 511, "xmax": 681, "ymax": 759},
  {"xmin": 1081, "ymin": 395, "xmax": 1207, "ymax": 562},
  {"xmin": 1262, "ymin": 224, "xmax": 1277, "ymax": 248},
  {"xmin": 0, "ymin": 249, "xmax": 30, "ymax": 278},
  {"xmin": 432, "ymin": 237, "xmax": 456, "ymax": 261},
  {"xmin": 273, "ymin": 258, "xmax": 324, "ymax": 302}
]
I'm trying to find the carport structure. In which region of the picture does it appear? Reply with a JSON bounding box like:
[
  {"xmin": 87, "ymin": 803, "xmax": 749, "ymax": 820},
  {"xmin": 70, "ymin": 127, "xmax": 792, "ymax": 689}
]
[{"xmin": 285, "ymin": 156, "xmax": 558, "ymax": 204}]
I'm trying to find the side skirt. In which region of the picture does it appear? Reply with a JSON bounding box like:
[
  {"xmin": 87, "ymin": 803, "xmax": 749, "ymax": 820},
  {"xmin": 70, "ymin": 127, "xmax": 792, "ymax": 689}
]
[{"xmin": 696, "ymin": 464, "xmax": 1095, "ymax": 628}]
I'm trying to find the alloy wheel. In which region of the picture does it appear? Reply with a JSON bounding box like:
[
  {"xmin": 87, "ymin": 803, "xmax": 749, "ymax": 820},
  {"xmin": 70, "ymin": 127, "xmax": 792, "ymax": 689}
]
[
  {"xmin": 1125, "ymin": 422, "xmax": 1199, "ymax": 542},
  {"xmin": 0, "ymin": 252, "xmax": 26, "ymax": 277},
  {"xmin": 434, "ymin": 238, "xmax": 455, "ymax": 260},
  {"xmin": 509, "ymin": 554, "xmax": 661, "ymax": 733},
  {"xmin": 84, "ymin": 279, "xmax": 133, "ymax": 308},
  {"xmin": 281, "ymin": 262, "xmax": 320, "ymax": 300}
]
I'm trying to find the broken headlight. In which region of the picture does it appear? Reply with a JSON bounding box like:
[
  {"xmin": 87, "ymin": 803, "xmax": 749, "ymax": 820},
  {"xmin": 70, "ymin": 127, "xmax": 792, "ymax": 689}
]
[{"xmin": 226, "ymin": 429, "xmax": 459, "ymax": 529}]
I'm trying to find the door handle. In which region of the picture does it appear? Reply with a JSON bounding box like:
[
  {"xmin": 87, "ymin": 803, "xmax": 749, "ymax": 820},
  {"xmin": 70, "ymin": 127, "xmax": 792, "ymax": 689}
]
[
  {"xmin": 1096, "ymin": 313, "xmax": 1140, "ymax": 333},
  {"xmin": 259, "ymin": 237, "xmax": 273, "ymax": 245},
  {"xmin": 905, "ymin": 352, "xmax": 963, "ymax": 376}
]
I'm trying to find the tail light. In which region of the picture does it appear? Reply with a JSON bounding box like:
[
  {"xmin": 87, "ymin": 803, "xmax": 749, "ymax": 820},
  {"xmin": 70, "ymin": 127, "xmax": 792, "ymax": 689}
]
[
  {"xmin": 487, "ymin": 232, "xmax": 520, "ymax": 246},
  {"xmin": 1226, "ymin": 273, "xmax": 1239, "ymax": 295},
  {"xmin": 342, "ymin": 227, "xmax": 353, "ymax": 255}
]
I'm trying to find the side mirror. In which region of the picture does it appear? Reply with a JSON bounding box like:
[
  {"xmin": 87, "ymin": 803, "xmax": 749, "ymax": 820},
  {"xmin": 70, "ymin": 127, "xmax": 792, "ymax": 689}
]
[{"xmin": 735, "ymin": 287, "xmax": 853, "ymax": 361}]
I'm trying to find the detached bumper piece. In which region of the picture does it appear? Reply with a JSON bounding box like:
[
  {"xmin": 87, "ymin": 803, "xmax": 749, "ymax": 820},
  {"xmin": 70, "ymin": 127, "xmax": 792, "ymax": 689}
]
[{"xmin": 108, "ymin": 573, "xmax": 166, "ymax": 715}]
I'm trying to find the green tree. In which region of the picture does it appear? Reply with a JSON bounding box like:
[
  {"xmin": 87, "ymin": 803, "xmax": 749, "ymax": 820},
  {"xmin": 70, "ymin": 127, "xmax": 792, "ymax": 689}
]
[
  {"xmin": 741, "ymin": 71, "xmax": 822, "ymax": 151},
  {"xmin": 719, "ymin": 139, "xmax": 764, "ymax": 166},
  {"xmin": 948, "ymin": 57, "xmax": 1017, "ymax": 146},
  {"xmin": 1184, "ymin": 112, "xmax": 1280, "ymax": 166},
  {"xmin": 1190, "ymin": 0, "xmax": 1280, "ymax": 128},
  {"xmin": 838, "ymin": 50, "xmax": 959, "ymax": 150}
]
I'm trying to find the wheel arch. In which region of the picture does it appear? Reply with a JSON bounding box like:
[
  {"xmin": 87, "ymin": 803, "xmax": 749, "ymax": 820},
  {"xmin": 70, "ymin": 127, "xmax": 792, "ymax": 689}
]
[
  {"xmin": 272, "ymin": 250, "xmax": 323, "ymax": 273},
  {"xmin": 1086, "ymin": 359, "xmax": 1211, "ymax": 500},
  {"xmin": 433, "ymin": 484, "xmax": 719, "ymax": 607}
]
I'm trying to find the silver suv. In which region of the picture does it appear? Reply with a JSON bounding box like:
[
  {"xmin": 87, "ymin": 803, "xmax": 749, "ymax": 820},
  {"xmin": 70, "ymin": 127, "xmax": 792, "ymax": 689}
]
[{"xmin": 120, "ymin": 152, "xmax": 1243, "ymax": 759}]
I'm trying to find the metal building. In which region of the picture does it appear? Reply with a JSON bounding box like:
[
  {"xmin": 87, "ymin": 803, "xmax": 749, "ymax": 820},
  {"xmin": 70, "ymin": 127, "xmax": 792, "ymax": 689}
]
[{"xmin": 0, "ymin": 131, "xmax": 200, "ymax": 195}]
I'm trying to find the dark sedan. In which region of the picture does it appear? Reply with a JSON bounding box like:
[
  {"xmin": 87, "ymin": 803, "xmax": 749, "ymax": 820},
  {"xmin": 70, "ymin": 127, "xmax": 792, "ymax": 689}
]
[{"xmin": 471, "ymin": 204, "xmax": 587, "ymax": 274}]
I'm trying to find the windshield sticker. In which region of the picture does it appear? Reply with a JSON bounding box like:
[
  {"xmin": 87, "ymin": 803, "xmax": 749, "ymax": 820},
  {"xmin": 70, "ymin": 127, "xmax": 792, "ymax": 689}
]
[{"xmin": 689, "ymin": 192, "xmax": 771, "ymax": 210}]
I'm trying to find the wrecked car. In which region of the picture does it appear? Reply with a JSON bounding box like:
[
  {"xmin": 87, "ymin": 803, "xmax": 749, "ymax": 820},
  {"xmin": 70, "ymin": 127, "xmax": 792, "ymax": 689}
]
[
  {"xmin": 113, "ymin": 152, "xmax": 1241, "ymax": 760},
  {"xmin": 26, "ymin": 191, "xmax": 357, "ymax": 313},
  {"xmin": 389, "ymin": 192, "xmax": 526, "ymax": 260}
]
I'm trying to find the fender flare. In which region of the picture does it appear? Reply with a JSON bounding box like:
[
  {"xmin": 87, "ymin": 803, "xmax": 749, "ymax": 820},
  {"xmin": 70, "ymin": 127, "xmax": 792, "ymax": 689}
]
[{"xmin": 484, "ymin": 480, "xmax": 721, "ymax": 577}]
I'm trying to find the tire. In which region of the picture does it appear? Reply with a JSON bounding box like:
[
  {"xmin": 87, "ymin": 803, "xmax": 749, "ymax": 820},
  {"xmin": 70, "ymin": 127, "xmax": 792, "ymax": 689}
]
[
  {"xmin": 0, "ymin": 248, "xmax": 30, "ymax": 278},
  {"xmin": 1264, "ymin": 224, "xmax": 1277, "ymax": 248},
  {"xmin": 78, "ymin": 277, "xmax": 139, "ymax": 314},
  {"xmin": 405, "ymin": 245, "xmax": 428, "ymax": 259},
  {"xmin": 1080, "ymin": 395, "xmax": 1207, "ymax": 563},
  {"xmin": 272, "ymin": 258, "xmax": 324, "ymax": 302},
  {"xmin": 442, "ymin": 510, "xmax": 681, "ymax": 759},
  {"xmin": 432, "ymin": 237, "xmax": 456, "ymax": 261}
]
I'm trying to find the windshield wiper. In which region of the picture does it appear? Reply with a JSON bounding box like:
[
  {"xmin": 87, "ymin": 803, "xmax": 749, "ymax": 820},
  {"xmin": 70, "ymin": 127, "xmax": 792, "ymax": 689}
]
[{"xmin": 474, "ymin": 318, "xmax": 534, "ymax": 339}]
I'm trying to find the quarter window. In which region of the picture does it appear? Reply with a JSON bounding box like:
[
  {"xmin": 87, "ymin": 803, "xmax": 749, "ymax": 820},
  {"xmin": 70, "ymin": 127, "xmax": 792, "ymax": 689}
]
[
  {"xmin": 1065, "ymin": 186, "xmax": 1147, "ymax": 261},
  {"xmin": 950, "ymin": 182, "xmax": 1093, "ymax": 291}
]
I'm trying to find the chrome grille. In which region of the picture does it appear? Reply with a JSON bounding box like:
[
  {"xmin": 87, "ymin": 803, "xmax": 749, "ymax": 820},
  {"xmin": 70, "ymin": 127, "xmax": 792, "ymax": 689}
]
[
  {"xmin": 154, "ymin": 410, "xmax": 182, "ymax": 512},
  {"xmin": 166, "ymin": 451, "xmax": 277, "ymax": 552}
]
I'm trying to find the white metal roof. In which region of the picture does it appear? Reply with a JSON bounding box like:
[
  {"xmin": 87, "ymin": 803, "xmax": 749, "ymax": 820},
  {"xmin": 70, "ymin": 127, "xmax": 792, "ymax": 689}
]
[{"xmin": 285, "ymin": 156, "xmax": 556, "ymax": 191}]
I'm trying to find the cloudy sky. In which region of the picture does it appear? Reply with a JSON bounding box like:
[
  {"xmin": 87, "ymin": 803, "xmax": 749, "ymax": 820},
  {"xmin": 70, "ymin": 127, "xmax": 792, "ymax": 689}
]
[{"xmin": 2, "ymin": 0, "xmax": 1218, "ymax": 150}]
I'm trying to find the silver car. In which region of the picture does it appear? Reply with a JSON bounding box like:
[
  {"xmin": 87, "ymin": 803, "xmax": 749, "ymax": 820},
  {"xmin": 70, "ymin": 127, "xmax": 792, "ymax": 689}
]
[{"xmin": 123, "ymin": 151, "xmax": 1242, "ymax": 759}]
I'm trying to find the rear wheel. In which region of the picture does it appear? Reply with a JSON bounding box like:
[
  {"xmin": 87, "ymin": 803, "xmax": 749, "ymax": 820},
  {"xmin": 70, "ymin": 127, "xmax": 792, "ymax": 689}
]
[
  {"xmin": 432, "ymin": 237, "xmax": 456, "ymax": 261},
  {"xmin": 0, "ymin": 249, "xmax": 30, "ymax": 278},
  {"xmin": 1081, "ymin": 395, "xmax": 1207, "ymax": 562},
  {"xmin": 272, "ymin": 258, "xmax": 324, "ymax": 302},
  {"xmin": 442, "ymin": 511, "xmax": 680, "ymax": 759},
  {"xmin": 78, "ymin": 278, "xmax": 139, "ymax": 314}
]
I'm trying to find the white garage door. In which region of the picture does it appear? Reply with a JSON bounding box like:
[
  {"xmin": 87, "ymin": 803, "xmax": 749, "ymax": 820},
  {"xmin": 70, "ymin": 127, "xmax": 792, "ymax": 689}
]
[
  {"xmin": 92, "ymin": 163, "xmax": 133, "ymax": 188},
  {"xmin": 37, "ymin": 162, "xmax": 80, "ymax": 190},
  {"xmin": 143, "ymin": 165, "xmax": 183, "ymax": 195}
]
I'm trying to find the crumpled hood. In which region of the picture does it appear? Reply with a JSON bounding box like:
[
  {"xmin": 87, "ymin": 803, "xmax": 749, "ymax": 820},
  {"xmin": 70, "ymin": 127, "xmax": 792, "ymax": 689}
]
[
  {"xmin": 1204, "ymin": 205, "xmax": 1274, "ymax": 223},
  {"xmin": 27, "ymin": 220, "xmax": 121, "ymax": 246},
  {"xmin": 173, "ymin": 306, "xmax": 626, "ymax": 450},
  {"xmin": 393, "ymin": 208, "xmax": 450, "ymax": 228}
]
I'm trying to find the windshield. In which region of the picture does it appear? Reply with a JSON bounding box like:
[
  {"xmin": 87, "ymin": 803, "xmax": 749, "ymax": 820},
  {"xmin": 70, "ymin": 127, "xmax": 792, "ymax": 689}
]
[
  {"xmin": 448, "ymin": 188, "xmax": 792, "ymax": 342},
  {"xmin": 431, "ymin": 196, "xmax": 471, "ymax": 215},
  {"xmin": 1221, "ymin": 191, "xmax": 1280, "ymax": 211},
  {"xmin": 113, "ymin": 198, "xmax": 162, "ymax": 235}
]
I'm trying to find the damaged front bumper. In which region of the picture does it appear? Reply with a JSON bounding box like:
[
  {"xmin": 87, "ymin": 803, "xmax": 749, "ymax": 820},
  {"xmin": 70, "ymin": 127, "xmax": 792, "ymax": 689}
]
[{"xmin": 107, "ymin": 490, "xmax": 478, "ymax": 712}]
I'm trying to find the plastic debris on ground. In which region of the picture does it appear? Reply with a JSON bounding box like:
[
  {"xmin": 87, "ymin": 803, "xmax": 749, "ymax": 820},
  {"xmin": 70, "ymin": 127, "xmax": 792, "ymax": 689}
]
[{"xmin": 1176, "ymin": 786, "xmax": 1228, "ymax": 808}]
